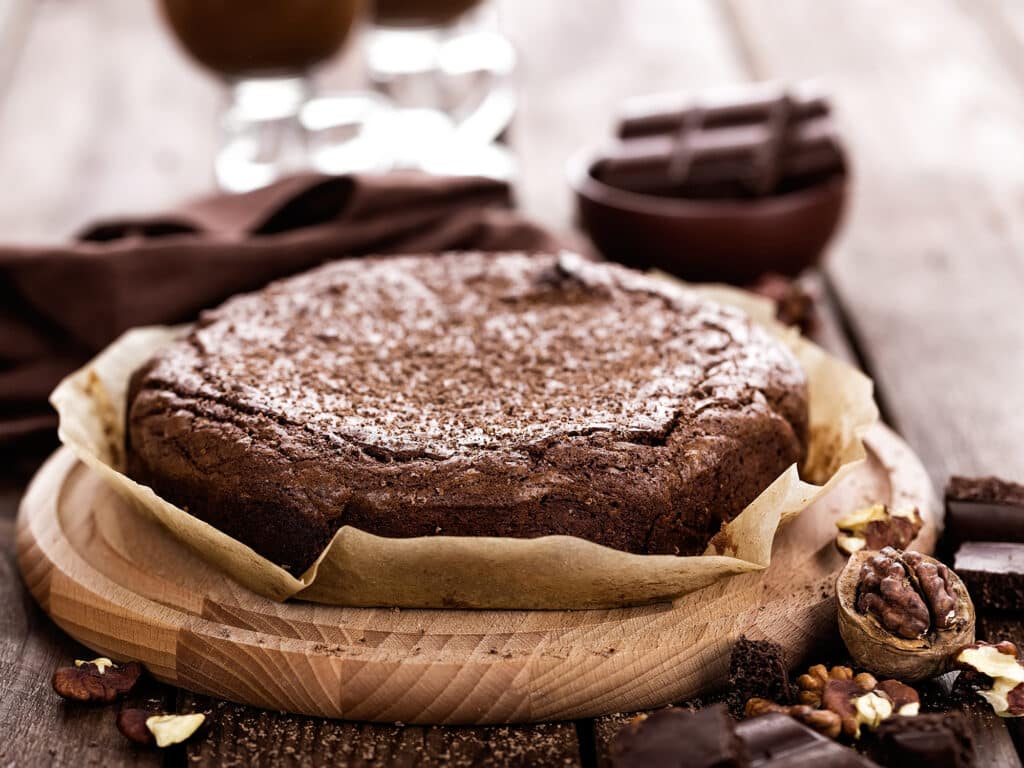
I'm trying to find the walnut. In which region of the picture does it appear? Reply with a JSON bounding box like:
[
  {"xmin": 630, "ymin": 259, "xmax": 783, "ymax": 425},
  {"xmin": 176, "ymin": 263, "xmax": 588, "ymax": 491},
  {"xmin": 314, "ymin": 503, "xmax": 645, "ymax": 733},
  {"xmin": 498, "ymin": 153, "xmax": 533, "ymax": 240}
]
[
  {"xmin": 956, "ymin": 642, "xmax": 1024, "ymax": 717},
  {"xmin": 856, "ymin": 550, "xmax": 930, "ymax": 639},
  {"xmin": 117, "ymin": 709, "xmax": 206, "ymax": 747},
  {"xmin": 902, "ymin": 551, "xmax": 961, "ymax": 631},
  {"xmin": 146, "ymin": 714, "xmax": 206, "ymax": 747},
  {"xmin": 745, "ymin": 698, "xmax": 842, "ymax": 739},
  {"xmin": 837, "ymin": 548, "xmax": 975, "ymax": 680},
  {"xmin": 875, "ymin": 679, "xmax": 920, "ymax": 715},
  {"xmin": 753, "ymin": 665, "xmax": 918, "ymax": 741},
  {"xmin": 821, "ymin": 678, "xmax": 893, "ymax": 739},
  {"xmin": 51, "ymin": 658, "xmax": 143, "ymax": 704},
  {"xmin": 835, "ymin": 504, "xmax": 923, "ymax": 555},
  {"xmin": 117, "ymin": 709, "xmax": 155, "ymax": 745},
  {"xmin": 795, "ymin": 664, "xmax": 855, "ymax": 707}
]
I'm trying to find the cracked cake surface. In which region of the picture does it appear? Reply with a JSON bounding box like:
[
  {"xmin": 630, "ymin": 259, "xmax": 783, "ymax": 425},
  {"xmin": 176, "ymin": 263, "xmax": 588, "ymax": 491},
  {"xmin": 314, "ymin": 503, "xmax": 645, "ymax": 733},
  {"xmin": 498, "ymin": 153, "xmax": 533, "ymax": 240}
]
[{"xmin": 125, "ymin": 251, "xmax": 808, "ymax": 574}]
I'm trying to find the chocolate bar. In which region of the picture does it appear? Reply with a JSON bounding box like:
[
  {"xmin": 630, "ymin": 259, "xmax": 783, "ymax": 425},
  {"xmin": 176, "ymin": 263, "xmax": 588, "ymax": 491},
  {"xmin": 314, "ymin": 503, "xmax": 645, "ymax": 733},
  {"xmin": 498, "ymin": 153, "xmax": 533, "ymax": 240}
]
[
  {"xmin": 617, "ymin": 81, "xmax": 829, "ymax": 138},
  {"xmin": 954, "ymin": 541, "xmax": 1024, "ymax": 612},
  {"xmin": 598, "ymin": 82, "xmax": 846, "ymax": 200},
  {"xmin": 944, "ymin": 475, "xmax": 1024, "ymax": 549},
  {"xmin": 610, "ymin": 705, "xmax": 749, "ymax": 767},
  {"xmin": 736, "ymin": 713, "xmax": 878, "ymax": 767},
  {"xmin": 864, "ymin": 712, "xmax": 975, "ymax": 768}
]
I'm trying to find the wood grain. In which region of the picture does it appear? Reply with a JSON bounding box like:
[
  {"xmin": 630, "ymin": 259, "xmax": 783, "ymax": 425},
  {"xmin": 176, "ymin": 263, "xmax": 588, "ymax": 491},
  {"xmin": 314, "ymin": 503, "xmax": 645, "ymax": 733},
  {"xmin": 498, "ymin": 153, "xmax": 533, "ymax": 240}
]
[
  {"xmin": 16, "ymin": 426, "xmax": 936, "ymax": 725},
  {"xmin": 0, "ymin": 517, "xmax": 165, "ymax": 768}
]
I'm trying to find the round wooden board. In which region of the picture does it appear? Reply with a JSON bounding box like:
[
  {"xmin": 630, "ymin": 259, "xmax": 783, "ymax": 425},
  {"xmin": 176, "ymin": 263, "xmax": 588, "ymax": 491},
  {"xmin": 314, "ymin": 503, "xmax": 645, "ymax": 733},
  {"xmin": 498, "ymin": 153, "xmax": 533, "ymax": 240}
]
[{"xmin": 16, "ymin": 423, "xmax": 937, "ymax": 725}]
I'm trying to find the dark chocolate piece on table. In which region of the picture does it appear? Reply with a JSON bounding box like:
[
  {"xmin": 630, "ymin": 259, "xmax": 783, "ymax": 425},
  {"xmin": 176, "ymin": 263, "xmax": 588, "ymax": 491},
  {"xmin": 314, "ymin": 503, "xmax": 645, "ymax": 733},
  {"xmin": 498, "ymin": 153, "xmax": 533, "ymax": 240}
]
[
  {"xmin": 600, "ymin": 82, "xmax": 846, "ymax": 200},
  {"xmin": 610, "ymin": 704, "xmax": 749, "ymax": 768},
  {"xmin": 747, "ymin": 274, "xmax": 816, "ymax": 334},
  {"xmin": 736, "ymin": 712, "xmax": 879, "ymax": 767},
  {"xmin": 954, "ymin": 541, "xmax": 1024, "ymax": 612},
  {"xmin": 728, "ymin": 635, "xmax": 794, "ymax": 717},
  {"xmin": 945, "ymin": 475, "xmax": 1024, "ymax": 549},
  {"xmin": 864, "ymin": 712, "xmax": 975, "ymax": 768}
]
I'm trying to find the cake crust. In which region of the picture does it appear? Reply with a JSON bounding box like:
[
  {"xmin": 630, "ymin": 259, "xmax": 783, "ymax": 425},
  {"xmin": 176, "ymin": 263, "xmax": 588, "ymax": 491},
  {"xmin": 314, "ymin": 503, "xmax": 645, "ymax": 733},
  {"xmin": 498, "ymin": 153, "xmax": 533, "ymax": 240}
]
[{"xmin": 126, "ymin": 252, "xmax": 808, "ymax": 574}]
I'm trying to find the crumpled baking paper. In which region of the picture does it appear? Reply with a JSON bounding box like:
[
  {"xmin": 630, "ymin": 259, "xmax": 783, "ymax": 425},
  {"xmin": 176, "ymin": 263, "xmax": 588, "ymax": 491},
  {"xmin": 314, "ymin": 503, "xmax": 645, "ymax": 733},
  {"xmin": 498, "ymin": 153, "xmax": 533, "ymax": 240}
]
[{"xmin": 51, "ymin": 280, "xmax": 877, "ymax": 608}]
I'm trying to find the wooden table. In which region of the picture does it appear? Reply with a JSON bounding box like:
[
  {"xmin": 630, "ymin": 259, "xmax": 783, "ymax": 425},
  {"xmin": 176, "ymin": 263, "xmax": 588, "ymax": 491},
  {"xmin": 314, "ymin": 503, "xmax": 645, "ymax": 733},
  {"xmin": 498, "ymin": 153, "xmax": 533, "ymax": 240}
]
[{"xmin": 3, "ymin": 1, "xmax": 1024, "ymax": 765}]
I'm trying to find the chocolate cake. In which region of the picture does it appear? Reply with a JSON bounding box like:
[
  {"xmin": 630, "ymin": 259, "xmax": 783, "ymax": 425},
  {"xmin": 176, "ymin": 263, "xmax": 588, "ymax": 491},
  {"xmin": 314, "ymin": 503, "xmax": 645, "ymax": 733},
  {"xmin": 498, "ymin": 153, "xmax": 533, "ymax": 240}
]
[
  {"xmin": 125, "ymin": 251, "xmax": 808, "ymax": 574},
  {"xmin": 728, "ymin": 636, "xmax": 794, "ymax": 716}
]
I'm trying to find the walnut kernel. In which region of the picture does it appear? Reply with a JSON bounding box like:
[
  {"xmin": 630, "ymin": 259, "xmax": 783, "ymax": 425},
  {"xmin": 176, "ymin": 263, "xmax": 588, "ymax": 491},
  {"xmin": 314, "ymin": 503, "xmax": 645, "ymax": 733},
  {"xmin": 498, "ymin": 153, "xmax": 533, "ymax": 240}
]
[
  {"xmin": 145, "ymin": 713, "xmax": 206, "ymax": 747},
  {"xmin": 52, "ymin": 658, "xmax": 143, "ymax": 704},
  {"xmin": 117, "ymin": 709, "xmax": 155, "ymax": 745},
  {"xmin": 837, "ymin": 548, "xmax": 975, "ymax": 680},
  {"xmin": 744, "ymin": 697, "xmax": 842, "ymax": 739}
]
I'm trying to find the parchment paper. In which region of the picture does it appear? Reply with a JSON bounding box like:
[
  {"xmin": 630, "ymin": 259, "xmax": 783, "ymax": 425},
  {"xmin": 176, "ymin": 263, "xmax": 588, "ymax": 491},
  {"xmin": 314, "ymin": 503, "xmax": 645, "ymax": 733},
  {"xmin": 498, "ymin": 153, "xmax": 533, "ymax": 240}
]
[{"xmin": 51, "ymin": 281, "xmax": 877, "ymax": 608}]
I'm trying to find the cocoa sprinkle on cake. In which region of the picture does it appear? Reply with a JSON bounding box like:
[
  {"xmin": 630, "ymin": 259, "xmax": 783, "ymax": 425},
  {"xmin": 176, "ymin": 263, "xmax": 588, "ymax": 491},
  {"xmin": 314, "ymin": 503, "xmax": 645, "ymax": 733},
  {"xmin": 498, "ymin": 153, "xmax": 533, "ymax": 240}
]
[{"xmin": 125, "ymin": 252, "xmax": 808, "ymax": 574}]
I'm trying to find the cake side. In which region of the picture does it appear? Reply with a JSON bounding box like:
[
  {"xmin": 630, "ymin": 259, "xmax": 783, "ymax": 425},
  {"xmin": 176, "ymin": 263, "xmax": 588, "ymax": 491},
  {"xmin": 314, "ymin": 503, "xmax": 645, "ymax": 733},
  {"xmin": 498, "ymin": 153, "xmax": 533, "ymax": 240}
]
[{"xmin": 125, "ymin": 252, "xmax": 808, "ymax": 574}]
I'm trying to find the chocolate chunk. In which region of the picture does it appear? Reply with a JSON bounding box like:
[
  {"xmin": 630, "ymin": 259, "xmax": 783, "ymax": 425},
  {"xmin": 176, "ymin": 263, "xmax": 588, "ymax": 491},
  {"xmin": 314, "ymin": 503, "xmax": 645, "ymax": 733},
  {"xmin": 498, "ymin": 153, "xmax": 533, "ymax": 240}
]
[
  {"xmin": 728, "ymin": 636, "xmax": 794, "ymax": 717},
  {"xmin": 945, "ymin": 476, "xmax": 1024, "ymax": 549},
  {"xmin": 735, "ymin": 712, "xmax": 880, "ymax": 767},
  {"xmin": 617, "ymin": 82, "xmax": 830, "ymax": 139},
  {"xmin": 954, "ymin": 541, "xmax": 1024, "ymax": 612},
  {"xmin": 601, "ymin": 83, "xmax": 845, "ymax": 200},
  {"xmin": 747, "ymin": 274, "xmax": 816, "ymax": 334},
  {"xmin": 610, "ymin": 705, "xmax": 749, "ymax": 767},
  {"xmin": 864, "ymin": 712, "xmax": 975, "ymax": 768}
]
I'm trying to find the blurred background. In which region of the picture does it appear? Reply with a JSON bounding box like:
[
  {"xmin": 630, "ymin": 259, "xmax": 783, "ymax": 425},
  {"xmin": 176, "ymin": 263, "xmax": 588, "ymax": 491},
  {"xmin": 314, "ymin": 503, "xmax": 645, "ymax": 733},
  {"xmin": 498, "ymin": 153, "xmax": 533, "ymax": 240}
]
[{"xmin": 0, "ymin": 0, "xmax": 1022, "ymax": 483}]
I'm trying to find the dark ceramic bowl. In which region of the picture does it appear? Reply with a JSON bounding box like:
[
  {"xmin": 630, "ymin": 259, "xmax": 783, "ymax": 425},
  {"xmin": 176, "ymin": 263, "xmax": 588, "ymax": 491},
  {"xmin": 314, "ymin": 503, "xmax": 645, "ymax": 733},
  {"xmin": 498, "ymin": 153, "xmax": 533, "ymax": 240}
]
[{"xmin": 568, "ymin": 147, "xmax": 848, "ymax": 283}]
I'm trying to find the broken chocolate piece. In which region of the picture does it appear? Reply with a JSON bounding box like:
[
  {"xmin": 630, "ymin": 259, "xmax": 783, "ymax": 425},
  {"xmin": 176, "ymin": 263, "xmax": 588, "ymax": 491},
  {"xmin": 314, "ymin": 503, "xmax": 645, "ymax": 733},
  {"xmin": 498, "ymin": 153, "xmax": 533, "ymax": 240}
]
[
  {"xmin": 728, "ymin": 636, "xmax": 794, "ymax": 717},
  {"xmin": 617, "ymin": 82, "xmax": 830, "ymax": 139},
  {"xmin": 610, "ymin": 705, "xmax": 749, "ymax": 768},
  {"xmin": 864, "ymin": 712, "xmax": 975, "ymax": 768},
  {"xmin": 736, "ymin": 712, "xmax": 880, "ymax": 767},
  {"xmin": 944, "ymin": 475, "xmax": 1024, "ymax": 549},
  {"xmin": 954, "ymin": 541, "xmax": 1024, "ymax": 613}
]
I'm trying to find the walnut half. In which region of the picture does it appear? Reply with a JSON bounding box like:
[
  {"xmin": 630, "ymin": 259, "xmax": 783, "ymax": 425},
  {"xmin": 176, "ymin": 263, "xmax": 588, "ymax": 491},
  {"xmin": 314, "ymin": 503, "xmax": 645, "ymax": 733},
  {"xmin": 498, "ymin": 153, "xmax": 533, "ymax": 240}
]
[
  {"xmin": 748, "ymin": 663, "xmax": 920, "ymax": 741},
  {"xmin": 836, "ymin": 548, "xmax": 975, "ymax": 681}
]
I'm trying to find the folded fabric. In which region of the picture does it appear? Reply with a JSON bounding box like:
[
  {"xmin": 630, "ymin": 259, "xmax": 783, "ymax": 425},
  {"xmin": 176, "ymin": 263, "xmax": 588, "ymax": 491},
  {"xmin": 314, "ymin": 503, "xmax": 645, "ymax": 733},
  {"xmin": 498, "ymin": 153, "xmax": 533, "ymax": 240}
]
[{"xmin": 0, "ymin": 172, "xmax": 562, "ymax": 444}]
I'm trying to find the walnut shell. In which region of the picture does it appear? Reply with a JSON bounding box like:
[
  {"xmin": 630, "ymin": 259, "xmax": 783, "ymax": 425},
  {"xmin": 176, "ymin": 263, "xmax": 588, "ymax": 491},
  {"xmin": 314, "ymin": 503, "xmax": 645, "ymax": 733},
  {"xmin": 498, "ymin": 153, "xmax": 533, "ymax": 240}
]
[{"xmin": 837, "ymin": 549, "xmax": 975, "ymax": 681}]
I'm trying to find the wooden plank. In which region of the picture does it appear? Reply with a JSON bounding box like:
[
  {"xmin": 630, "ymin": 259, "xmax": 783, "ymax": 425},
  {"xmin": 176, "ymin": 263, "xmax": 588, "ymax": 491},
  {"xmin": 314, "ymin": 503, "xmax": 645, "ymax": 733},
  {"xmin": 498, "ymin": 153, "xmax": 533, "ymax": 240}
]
[
  {"xmin": 0, "ymin": 0, "xmax": 33, "ymax": 103},
  {"xmin": 722, "ymin": 0, "xmax": 1024, "ymax": 486},
  {"xmin": 0, "ymin": 0, "xmax": 220, "ymax": 242},
  {"xmin": 0, "ymin": 518, "xmax": 168, "ymax": 768},
  {"xmin": 179, "ymin": 692, "xmax": 581, "ymax": 768},
  {"xmin": 495, "ymin": 0, "xmax": 745, "ymax": 232}
]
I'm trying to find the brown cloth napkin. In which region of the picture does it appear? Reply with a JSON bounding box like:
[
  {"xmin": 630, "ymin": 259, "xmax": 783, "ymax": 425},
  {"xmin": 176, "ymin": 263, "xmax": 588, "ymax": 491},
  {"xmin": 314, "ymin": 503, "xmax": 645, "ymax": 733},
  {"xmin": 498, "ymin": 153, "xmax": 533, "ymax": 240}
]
[{"xmin": 0, "ymin": 172, "xmax": 562, "ymax": 445}]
